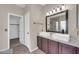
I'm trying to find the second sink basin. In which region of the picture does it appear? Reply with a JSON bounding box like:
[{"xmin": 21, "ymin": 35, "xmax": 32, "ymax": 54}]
[{"xmin": 52, "ymin": 33, "xmax": 70, "ymax": 42}]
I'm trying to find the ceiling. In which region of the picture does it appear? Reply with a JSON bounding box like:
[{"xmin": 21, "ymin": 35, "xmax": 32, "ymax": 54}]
[
  {"xmin": 15, "ymin": 4, "xmax": 26, "ymax": 8},
  {"xmin": 15, "ymin": 4, "xmax": 46, "ymax": 8}
]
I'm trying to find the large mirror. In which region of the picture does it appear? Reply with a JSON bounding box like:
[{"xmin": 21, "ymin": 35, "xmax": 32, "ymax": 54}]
[{"xmin": 46, "ymin": 10, "xmax": 68, "ymax": 34}]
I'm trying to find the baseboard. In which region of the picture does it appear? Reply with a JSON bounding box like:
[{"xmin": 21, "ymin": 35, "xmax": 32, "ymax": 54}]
[
  {"xmin": 29, "ymin": 47, "xmax": 38, "ymax": 53},
  {"xmin": 10, "ymin": 38, "xmax": 19, "ymax": 40},
  {"xmin": 20, "ymin": 44, "xmax": 38, "ymax": 53},
  {"xmin": 0, "ymin": 48, "xmax": 9, "ymax": 52}
]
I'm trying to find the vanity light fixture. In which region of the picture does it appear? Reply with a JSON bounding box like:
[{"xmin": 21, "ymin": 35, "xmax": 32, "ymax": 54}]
[{"xmin": 46, "ymin": 5, "xmax": 66, "ymax": 16}]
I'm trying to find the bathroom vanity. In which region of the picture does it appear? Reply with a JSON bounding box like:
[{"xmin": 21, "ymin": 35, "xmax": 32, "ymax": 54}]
[
  {"xmin": 37, "ymin": 32, "xmax": 79, "ymax": 54},
  {"xmin": 37, "ymin": 9, "xmax": 79, "ymax": 54}
]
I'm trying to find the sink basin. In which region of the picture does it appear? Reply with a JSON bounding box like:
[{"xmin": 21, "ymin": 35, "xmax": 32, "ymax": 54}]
[
  {"xmin": 38, "ymin": 32, "xmax": 50, "ymax": 36},
  {"xmin": 38, "ymin": 32, "xmax": 70, "ymax": 42},
  {"xmin": 38, "ymin": 32, "xmax": 50, "ymax": 38},
  {"xmin": 52, "ymin": 33, "xmax": 70, "ymax": 42}
]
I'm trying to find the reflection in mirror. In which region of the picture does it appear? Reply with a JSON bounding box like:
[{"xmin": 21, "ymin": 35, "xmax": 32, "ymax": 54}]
[{"xmin": 46, "ymin": 10, "xmax": 68, "ymax": 34}]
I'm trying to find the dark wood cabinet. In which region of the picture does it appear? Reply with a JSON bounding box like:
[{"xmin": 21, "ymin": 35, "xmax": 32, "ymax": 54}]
[
  {"xmin": 37, "ymin": 36, "xmax": 49, "ymax": 53},
  {"xmin": 37, "ymin": 36, "xmax": 79, "ymax": 54},
  {"xmin": 75, "ymin": 48, "xmax": 79, "ymax": 54},
  {"xmin": 42, "ymin": 38, "xmax": 49, "ymax": 53},
  {"xmin": 37, "ymin": 36, "xmax": 42, "ymax": 50},
  {"xmin": 48, "ymin": 40, "xmax": 59, "ymax": 54},
  {"xmin": 59, "ymin": 43, "xmax": 76, "ymax": 54}
]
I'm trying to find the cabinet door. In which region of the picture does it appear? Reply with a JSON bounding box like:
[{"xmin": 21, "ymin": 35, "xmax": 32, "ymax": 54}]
[
  {"xmin": 75, "ymin": 48, "xmax": 79, "ymax": 54},
  {"xmin": 48, "ymin": 40, "xmax": 59, "ymax": 54},
  {"xmin": 37, "ymin": 36, "xmax": 42, "ymax": 50},
  {"xmin": 59, "ymin": 43, "xmax": 76, "ymax": 54},
  {"xmin": 42, "ymin": 38, "xmax": 49, "ymax": 53}
]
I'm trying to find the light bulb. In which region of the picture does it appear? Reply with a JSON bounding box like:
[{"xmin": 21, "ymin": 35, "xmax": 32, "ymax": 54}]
[
  {"xmin": 46, "ymin": 12, "xmax": 49, "ymax": 16},
  {"xmin": 49, "ymin": 11, "xmax": 52, "ymax": 15},
  {"xmin": 53, "ymin": 9, "xmax": 56, "ymax": 13},
  {"xmin": 61, "ymin": 5, "xmax": 65, "ymax": 10},
  {"xmin": 57, "ymin": 7, "xmax": 60, "ymax": 12}
]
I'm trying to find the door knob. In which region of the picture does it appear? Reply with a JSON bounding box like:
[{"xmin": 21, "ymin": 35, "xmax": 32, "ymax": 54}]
[
  {"xmin": 27, "ymin": 32, "xmax": 29, "ymax": 34},
  {"xmin": 5, "ymin": 29, "xmax": 8, "ymax": 32}
]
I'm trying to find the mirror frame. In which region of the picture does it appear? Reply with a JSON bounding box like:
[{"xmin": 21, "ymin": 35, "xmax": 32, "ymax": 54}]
[{"xmin": 46, "ymin": 10, "xmax": 68, "ymax": 34}]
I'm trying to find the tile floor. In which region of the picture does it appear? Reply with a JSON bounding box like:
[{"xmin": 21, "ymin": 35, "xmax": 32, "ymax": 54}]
[
  {"xmin": 12, "ymin": 43, "xmax": 45, "ymax": 54},
  {"xmin": 0, "ymin": 39, "xmax": 45, "ymax": 54}
]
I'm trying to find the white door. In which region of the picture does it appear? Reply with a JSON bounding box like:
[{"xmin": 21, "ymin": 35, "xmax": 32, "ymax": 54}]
[
  {"xmin": 78, "ymin": 5, "xmax": 79, "ymax": 40},
  {"xmin": 19, "ymin": 17, "xmax": 25, "ymax": 45},
  {"xmin": 25, "ymin": 12, "xmax": 31, "ymax": 48}
]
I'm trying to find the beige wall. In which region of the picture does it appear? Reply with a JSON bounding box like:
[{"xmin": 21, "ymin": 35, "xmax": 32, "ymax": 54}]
[
  {"xmin": 30, "ymin": 5, "xmax": 43, "ymax": 51},
  {"xmin": 66, "ymin": 5, "xmax": 77, "ymax": 39},
  {"xmin": 24, "ymin": 4, "xmax": 43, "ymax": 52},
  {"xmin": 0, "ymin": 4, "xmax": 24, "ymax": 51}
]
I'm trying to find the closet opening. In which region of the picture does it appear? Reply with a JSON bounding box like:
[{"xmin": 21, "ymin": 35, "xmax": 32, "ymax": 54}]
[{"xmin": 8, "ymin": 13, "xmax": 24, "ymax": 49}]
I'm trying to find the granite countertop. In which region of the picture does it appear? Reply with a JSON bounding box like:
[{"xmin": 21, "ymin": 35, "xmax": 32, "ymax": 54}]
[{"xmin": 38, "ymin": 32, "xmax": 79, "ymax": 48}]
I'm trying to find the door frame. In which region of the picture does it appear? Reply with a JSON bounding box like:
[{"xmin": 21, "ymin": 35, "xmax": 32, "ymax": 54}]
[{"xmin": 8, "ymin": 13, "xmax": 23, "ymax": 49}]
